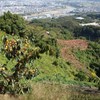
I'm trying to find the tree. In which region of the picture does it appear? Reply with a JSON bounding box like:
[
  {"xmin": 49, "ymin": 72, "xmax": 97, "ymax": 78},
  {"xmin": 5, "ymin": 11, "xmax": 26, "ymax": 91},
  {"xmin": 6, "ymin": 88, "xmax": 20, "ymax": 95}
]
[{"xmin": 0, "ymin": 11, "xmax": 26, "ymax": 36}]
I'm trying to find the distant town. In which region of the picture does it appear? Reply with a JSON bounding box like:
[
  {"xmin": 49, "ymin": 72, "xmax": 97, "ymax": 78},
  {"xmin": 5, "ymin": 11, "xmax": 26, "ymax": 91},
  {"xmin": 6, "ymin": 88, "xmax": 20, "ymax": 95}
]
[{"xmin": 0, "ymin": 0, "xmax": 100, "ymax": 20}]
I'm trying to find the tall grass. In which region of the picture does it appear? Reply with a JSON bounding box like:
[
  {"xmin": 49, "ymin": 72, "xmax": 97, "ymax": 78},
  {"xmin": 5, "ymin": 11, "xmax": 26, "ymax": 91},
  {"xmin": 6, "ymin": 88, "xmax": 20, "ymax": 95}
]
[{"xmin": 0, "ymin": 82, "xmax": 100, "ymax": 100}]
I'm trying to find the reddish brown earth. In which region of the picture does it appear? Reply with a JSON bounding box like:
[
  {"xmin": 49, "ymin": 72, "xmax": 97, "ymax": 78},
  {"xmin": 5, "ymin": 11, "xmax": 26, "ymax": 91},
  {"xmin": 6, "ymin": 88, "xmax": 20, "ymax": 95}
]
[
  {"xmin": 57, "ymin": 39, "xmax": 88, "ymax": 50},
  {"xmin": 57, "ymin": 39, "xmax": 88, "ymax": 71}
]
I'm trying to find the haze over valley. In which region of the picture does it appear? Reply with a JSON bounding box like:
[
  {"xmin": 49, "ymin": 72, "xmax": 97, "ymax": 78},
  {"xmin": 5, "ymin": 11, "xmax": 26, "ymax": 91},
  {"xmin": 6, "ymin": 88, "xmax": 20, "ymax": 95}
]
[{"xmin": 0, "ymin": 0, "xmax": 100, "ymax": 20}]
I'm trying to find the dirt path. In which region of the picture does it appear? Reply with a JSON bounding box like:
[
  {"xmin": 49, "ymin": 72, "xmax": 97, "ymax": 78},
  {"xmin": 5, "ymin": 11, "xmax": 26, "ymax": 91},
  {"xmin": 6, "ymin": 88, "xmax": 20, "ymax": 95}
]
[
  {"xmin": 57, "ymin": 39, "xmax": 91, "ymax": 76},
  {"xmin": 57, "ymin": 39, "xmax": 88, "ymax": 50},
  {"xmin": 61, "ymin": 47, "xmax": 84, "ymax": 69}
]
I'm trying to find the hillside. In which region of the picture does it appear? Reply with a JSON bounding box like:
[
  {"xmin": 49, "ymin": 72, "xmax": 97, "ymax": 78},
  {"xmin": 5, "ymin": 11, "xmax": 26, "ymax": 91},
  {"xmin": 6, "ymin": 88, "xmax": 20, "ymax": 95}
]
[
  {"xmin": 57, "ymin": 39, "xmax": 88, "ymax": 69},
  {"xmin": 57, "ymin": 39, "xmax": 100, "ymax": 84},
  {"xmin": 0, "ymin": 12, "xmax": 100, "ymax": 99}
]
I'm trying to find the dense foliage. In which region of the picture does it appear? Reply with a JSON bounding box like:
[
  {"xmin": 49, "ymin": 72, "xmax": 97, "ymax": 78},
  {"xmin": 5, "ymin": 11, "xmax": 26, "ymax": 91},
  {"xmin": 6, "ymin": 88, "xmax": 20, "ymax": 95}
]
[
  {"xmin": 0, "ymin": 11, "xmax": 26, "ymax": 36},
  {"xmin": 0, "ymin": 33, "xmax": 40, "ymax": 94},
  {"xmin": 0, "ymin": 12, "xmax": 100, "ymax": 95},
  {"xmin": 75, "ymin": 26, "xmax": 100, "ymax": 41}
]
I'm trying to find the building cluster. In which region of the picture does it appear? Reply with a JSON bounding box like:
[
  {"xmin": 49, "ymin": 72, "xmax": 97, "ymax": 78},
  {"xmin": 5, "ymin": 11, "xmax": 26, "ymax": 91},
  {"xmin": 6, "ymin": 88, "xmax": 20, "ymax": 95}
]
[{"xmin": 0, "ymin": 0, "xmax": 100, "ymax": 20}]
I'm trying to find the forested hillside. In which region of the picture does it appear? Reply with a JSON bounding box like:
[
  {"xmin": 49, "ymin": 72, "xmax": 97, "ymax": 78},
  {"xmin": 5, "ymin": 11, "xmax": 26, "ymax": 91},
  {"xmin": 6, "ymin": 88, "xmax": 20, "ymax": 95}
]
[{"xmin": 0, "ymin": 12, "xmax": 100, "ymax": 99}]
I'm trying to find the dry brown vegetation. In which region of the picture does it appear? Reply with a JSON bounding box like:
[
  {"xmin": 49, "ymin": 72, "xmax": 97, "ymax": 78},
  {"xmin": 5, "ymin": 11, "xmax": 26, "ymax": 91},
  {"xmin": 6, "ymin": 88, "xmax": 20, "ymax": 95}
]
[
  {"xmin": 57, "ymin": 39, "xmax": 88, "ymax": 50},
  {"xmin": 0, "ymin": 82, "xmax": 100, "ymax": 100}
]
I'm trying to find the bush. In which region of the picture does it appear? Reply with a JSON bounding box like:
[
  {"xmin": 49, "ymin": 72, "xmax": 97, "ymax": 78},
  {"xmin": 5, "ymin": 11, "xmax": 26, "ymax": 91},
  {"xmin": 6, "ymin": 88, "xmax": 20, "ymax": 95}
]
[
  {"xmin": 75, "ymin": 71, "xmax": 88, "ymax": 81},
  {"xmin": 0, "ymin": 34, "xmax": 40, "ymax": 94},
  {"xmin": 0, "ymin": 11, "xmax": 26, "ymax": 36}
]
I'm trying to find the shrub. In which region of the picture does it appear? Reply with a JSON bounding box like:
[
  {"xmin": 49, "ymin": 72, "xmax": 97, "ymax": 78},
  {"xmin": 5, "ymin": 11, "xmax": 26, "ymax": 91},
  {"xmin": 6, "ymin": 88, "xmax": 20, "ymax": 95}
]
[
  {"xmin": 0, "ymin": 35, "xmax": 40, "ymax": 94},
  {"xmin": 75, "ymin": 71, "xmax": 88, "ymax": 81},
  {"xmin": 0, "ymin": 11, "xmax": 26, "ymax": 36}
]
